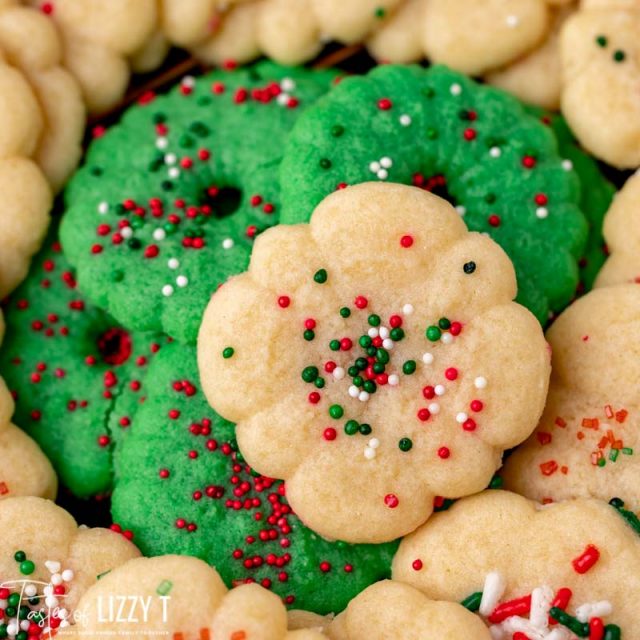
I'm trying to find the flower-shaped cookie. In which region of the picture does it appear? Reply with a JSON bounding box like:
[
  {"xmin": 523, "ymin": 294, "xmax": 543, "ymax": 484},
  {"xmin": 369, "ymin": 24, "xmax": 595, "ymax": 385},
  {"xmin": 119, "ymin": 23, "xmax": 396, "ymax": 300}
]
[
  {"xmin": 63, "ymin": 555, "xmax": 327, "ymax": 639},
  {"xmin": 560, "ymin": 3, "xmax": 640, "ymax": 168},
  {"xmin": 328, "ymin": 581, "xmax": 490, "ymax": 639},
  {"xmin": 198, "ymin": 183, "xmax": 550, "ymax": 543},
  {"xmin": 0, "ymin": 496, "xmax": 140, "ymax": 633},
  {"xmin": 502, "ymin": 285, "xmax": 640, "ymax": 511},
  {"xmin": 393, "ymin": 491, "xmax": 640, "ymax": 638},
  {"xmin": 596, "ymin": 171, "xmax": 640, "ymax": 289}
]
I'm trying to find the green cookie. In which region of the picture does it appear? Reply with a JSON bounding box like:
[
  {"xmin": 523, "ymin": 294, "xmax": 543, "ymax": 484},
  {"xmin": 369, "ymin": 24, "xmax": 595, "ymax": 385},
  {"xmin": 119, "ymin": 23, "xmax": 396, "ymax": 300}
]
[
  {"xmin": 61, "ymin": 62, "xmax": 338, "ymax": 344},
  {"xmin": 0, "ymin": 228, "xmax": 169, "ymax": 498},
  {"xmin": 280, "ymin": 65, "xmax": 589, "ymax": 324},
  {"xmin": 111, "ymin": 342, "xmax": 396, "ymax": 614}
]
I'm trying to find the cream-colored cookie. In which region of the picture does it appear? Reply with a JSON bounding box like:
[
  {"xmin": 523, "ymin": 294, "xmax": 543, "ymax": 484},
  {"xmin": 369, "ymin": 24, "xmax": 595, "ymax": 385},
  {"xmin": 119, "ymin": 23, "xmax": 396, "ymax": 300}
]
[
  {"xmin": 366, "ymin": 0, "xmax": 425, "ymax": 63},
  {"xmin": 486, "ymin": 3, "xmax": 575, "ymax": 110},
  {"xmin": 595, "ymin": 171, "xmax": 640, "ymax": 288},
  {"xmin": 394, "ymin": 490, "xmax": 640, "ymax": 637},
  {"xmin": 502, "ymin": 286, "xmax": 640, "ymax": 512},
  {"xmin": 0, "ymin": 496, "xmax": 139, "ymax": 634},
  {"xmin": 198, "ymin": 183, "xmax": 550, "ymax": 544},
  {"xmin": 422, "ymin": 0, "xmax": 550, "ymax": 75},
  {"xmin": 129, "ymin": 28, "xmax": 170, "ymax": 74},
  {"xmin": 560, "ymin": 5, "xmax": 640, "ymax": 168},
  {"xmin": 61, "ymin": 555, "xmax": 326, "ymax": 639},
  {"xmin": 327, "ymin": 581, "xmax": 490, "ymax": 639}
]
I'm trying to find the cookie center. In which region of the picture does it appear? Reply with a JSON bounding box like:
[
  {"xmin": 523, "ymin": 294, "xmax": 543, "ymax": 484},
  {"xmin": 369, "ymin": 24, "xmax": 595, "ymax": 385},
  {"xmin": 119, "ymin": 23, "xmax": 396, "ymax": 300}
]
[
  {"xmin": 97, "ymin": 328, "xmax": 133, "ymax": 365},
  {"xmin": 412, "ymin": 173, "xmax": 458, "ymax": 208},
  {"xmin": 205, "ymin": 186, "xmax": 243, "ymax": 219}
]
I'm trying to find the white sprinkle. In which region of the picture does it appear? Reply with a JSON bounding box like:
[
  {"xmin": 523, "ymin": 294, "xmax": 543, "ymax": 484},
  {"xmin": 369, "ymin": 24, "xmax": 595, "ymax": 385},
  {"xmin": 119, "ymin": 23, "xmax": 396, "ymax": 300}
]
[
  {"xmin": 60, "ymin": 621, "xmax": 71, "ymax": 629},
  {"xmin": 51, "ymin": 573, "xmax": 62, "ymax": 586},
  {"xmin": 277, "ymin": 93, "xmax": 290, "ymax": 106},
  {"xmin": 489, "ymin": 146, "xmax": 502, "ymax": 158},
  {"xmin": 388, "ymin": 374, "xmax": 399, "ymax": 386},
  {"xmin": 402, "ymin": 303, "xmax": 414, "ymax": 315},
  {"xmin": 422, "ymin": 352, "xmax": 434, "ymax": 364},
  {"xmin": 506, "ymin": 14, "xmax": 519, "ymax": 27},
  {"xmin": 24, "ymin": 584, "xmax": 37, "ymax": 597},
  {"xmin": 153, "ymin": 228, "xmax": 166, "ymax": 241},
  {"xmin": 475, "ymin": 376, "xmax": 487, "ymax": 389},
  {"xmin": 164, "ymin": 153, "xmax": 177, "ymax": 165},
  {"xmin": 45, "ymin": 596, "xmax": 58, "ymax": 608},
  {"xmin": 120, "ymin": 227, "xmax": 133, "ymax": 239},
  {"xmin": 456, "ymin": 205, "xmax": 466, "ymax": 216},
  {"xmin": 222, "ymin": 238, "xmax": 234, "ymax": 249},
  {"xmin": 456, "ymin": 412, "xmax": 468, "ymax": 423},
  {"xmin": 545, "ymin": 629, "xmax": 571, "ymax": 640},
  {"xmin": 479, "ymin": 571, "xmax": 506, "ymax": 616},
  {"xmin": 45, "ymin": 561, "xmax": 61, "ymax": 574},
  {"xmin": 364, "ymin": 447, "xmax": 376, "ymax": 460},
  {"xmin": 61, "ymin": 569, "xmax": 74, "ymax": 582},
  {"xmin": 428, "ymin": 402, "xmax": 440, "ymax": 415},
  {"xmin": 6, "ymin": 624, "xmax": 18, "ymax": 637},
  {"xmin": 369, "ymin": 438, "xmax": 380, "ymax": 449},
  {"xmin": 280, "ymin": 77, "xmax": 296, "ymax": 92},
  {"xmin": 168, "ymin": 258, "xmax": 179, "ymax": 269},
  {"xmin": 379, "ymin": 326, "xmax": 390, "ymax": 339},
  {"xmin": 97, "ymin": 201, "xmax": 109, "ymax": 215},
  {"xmin": 168, "ymin": 167, "xmax": 180, "ymax": 179},
  {"xmin": 530, "ymin": 585, "xmax": 553, "ymax": 628},
  {"xmin": 368, "ymin": 327, "xmax": 379, "ymax": 338},
  {"xmin": 182, "ymin": 75, "xmax": 195, "ymax": 88},
  {"xmin": 377, "ymin": 169, "xmax": 388, "ymax": 180},
  {"xmin": 369, "ymin": 161, "xmax": 381, "ymax": 173},
  {"xmin": 162, "ymin": 284, "xmax": 174, "ymax": 297},
  {"xmin": 0, "ymin": 599, "xmax": 6, "ymax": 608},
  {"xmin": 399, "ymin": 114, "xmax": 412, "ymax": 126},
  {"xmin": 434, "ymin": 384, "xmax": 445, "ymax": 396},
  {"xmin": 575, "ymin": 601, "xmax": 613, "ymax": 623},
  {"xmin": 380, "ymin": 156, "xmax": 393, "ymax": 169},
  {"xmin": 333, "ymin": 367, "xmax": 345, "ymax": 380},
  {"xmin": 450, "ymin": 83, "xmax": 462, "ymax": 96},
  {"xmin": 57, "ymin": 608, "xmax": 69, "ymax": 620},
  {"xmin": 358, "ymin": 391, "xmax": 370, "ymax": 402},
  {"xmin": 536, "ymin": 207, "xmax": 548, "ymax": 219},
  {"xmin": 156, "ymin": 137, "xmax": 168, "ymax": 150},
  {"xmin": 43, "ymin": 585, "xmax": 53, "ymax": 596},
  {"xmin": 562, "ymin": 159, "xmax": 573, "ymax": 171},
  {"xmin": 348, "ymin": 385, "xmax": 360, "ymax": 398},
  {"xmin": 441, "ymin": 332, "xmax": 453, "ymax": 344},
  {"xmin": 20, "ymin": 620, "xmax": 30, "ymax": 631},
  {"xmin": 382, "ymin": 338, "xmax": 394, "ymax": 350},
  {"xmin": 176, "ymin": 275, "xmax": 188, "ymax": 287}
]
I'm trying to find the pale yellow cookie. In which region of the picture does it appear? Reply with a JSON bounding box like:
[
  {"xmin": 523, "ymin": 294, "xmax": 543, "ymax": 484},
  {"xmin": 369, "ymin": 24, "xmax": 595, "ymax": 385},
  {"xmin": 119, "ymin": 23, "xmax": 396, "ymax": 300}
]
[
  {"xmin": 486, "ymin": 3, "xmax": 575, "ymax": 110},
  {"xmin": 198, "ymin": 183, "xmax": 550, "ymax": 544},
  {"xmin": 422, "ymin": 0, "xmax": 551, "ymax": 75},
  {"xmin": 560, "ymin": 5, "xmax": 640, "ymax": 168},
  {"xmin": 62, "ymin": 555, "xmax": 327, "ymax": 639},
  {"xmin": 393, "ymin": 490, "xmax": 640, "ymax": 637},
  {"xmin": 595, "ymin": 171, "xmax": 640, "ymax": 288},
  {"xmin": 129, "ymin": 28, "xmax": 170, "ymax": 74},
  {"xmin": 501, "ymin": 286, "xmax": 640, "ymax": 512},
  {"xmin": 0, "ymin": 495, "xmax": 140, "ymax": 634},
  {"xmin": 327, "ymin": 581, "xmax": 491, "ymax": 639}
]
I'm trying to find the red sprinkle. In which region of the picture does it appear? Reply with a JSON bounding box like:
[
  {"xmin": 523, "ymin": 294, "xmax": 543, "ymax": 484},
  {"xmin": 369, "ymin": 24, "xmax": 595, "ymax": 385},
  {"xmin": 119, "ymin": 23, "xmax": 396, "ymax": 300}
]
[
  {"xmin": 323, "ymin": 428, "xmax": 337, "ymax": 441},
  {"xmin": 412, "ymin": 559, "xmax": 423, "ymax": 571},
  {"xmin": 572, "ymin": 544, "xmax": 600, "ymax": 574},
  {"xmin": 589, "ymin": 618, "xmax": 605, "ymax": 640},
  {"xmin": 278, "ymin": 296, "xmax": 291, "ymax": 308},
  {"xmin": 437, "ymin": 447, "xmax": 451, "ymax": 459},
  {"xmin": 400, "ymin": 235, "xmax": 414, "ymax": 248},
  {"xmin": 444, "ymin": 367, "xmax": 458, "ymax": 381},
  {"xmin": 384, "ymin": 494, "xmax": 399, "ymax": 508},
  {"xmin": 354, "ymin": 296, "xmax": 368, "ymax": 309},
  {"xmin": 377, "ymin": 98, "xmax": 392, "ymax": 110},
  {"xmin": 488, "ymin": 595, "xmax": 532, "ymax": 624}
]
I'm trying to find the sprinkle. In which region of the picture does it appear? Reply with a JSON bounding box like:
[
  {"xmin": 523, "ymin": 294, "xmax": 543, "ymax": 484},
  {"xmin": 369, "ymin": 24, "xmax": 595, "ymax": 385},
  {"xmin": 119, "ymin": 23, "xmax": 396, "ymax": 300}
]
[
  {"xmin": 399, "ymin": 114, "xmax": 412, "ymax": 126},
  {"xmin": 402, "ymin": 304, "xmax": 414, "ymax": 315},
  {"xmin": 474, "ymin": 376, "xmax": 487, "ymax": 389},
  {"xmin": 506, "ymin": 14, "xmax": 519, "ymax": 27},
  {"xmin": 168, "ymin": 258, "xmax": 179, "ymax": 269},
  {"xmin": 97, "ymin": 202, "xmax": 109, "ymax": 214},
  {"xmin": 575, "ymin": 601, "xmax": 612, "ymax": 623},
  {"xmin": 437, "ymin": 446, "xmax": 450, "ymax": 459},
  {"xmin": 562, "ymin": 159, "xmax": 573, "ymax": 171},
  {"xmin": 428, "ymin": 402, "xmax": 440, "ymax": 415},
  {"xmin": 450, "ymin": 83, "xmax": 462, "ymax": 96},
  {"xmin": 153, "ymin": 228, "xmax": 166, "ymax": 241},
  {"xmin": 441, "ymin": 333, "xmax": 453, "ymax": 344},
  {"xmin": 572, "ymin": 544, "xmax": 600, "ymax": 574},
  {"xmin": 456, "ymin": 205, "xmax": 466, "ymax": 216},
  {"xmin": 156, "ymin": 580, "xmax": 173, "ymax": 596},
  {"xmin": 380, "ymin": 157, "xmax": 393, "ymax": 169},
  {"xmin": 388, "ymin": 374, "xmax": 399, "ymax": 386},
  {"xmin": 364, "ymin": 447, "xmax": 376, "ymax": 460},
  {"xmin": 479, "ymin": 572, "xmax": 506, "ymax": 616},
  {"xmin": 162, "ymin": 284, "xmax": 174, "ymax": 296},
  {"xmin": 456, "ymin": 412, "xmax": 468, "ymax": 423},
  {"xmin": 489, "ymin": 147, "xmax": 502, "ymax": 158},
  {"xmin": 422, "ymin": 352, "xmax": 434, "ymax": 364},
  {"xmin": 384, "ymin": 494, "xmax": 399, "ymax": 508},
  {"xmin": 176, "ymin": 275, "xmax": 188, "ymax": 288},
  {"xmin": 536, "ymin": 207, "xmax": 549, "ymax": 219},
  {"xmin": 222, "ymin": 238, "xmax": 234, "ymax": 249}
]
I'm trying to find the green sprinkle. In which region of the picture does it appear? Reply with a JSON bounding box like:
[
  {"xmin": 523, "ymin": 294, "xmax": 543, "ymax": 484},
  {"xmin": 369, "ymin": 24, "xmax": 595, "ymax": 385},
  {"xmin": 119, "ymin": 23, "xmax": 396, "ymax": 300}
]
[
  {"xmin": 597, "ymin": 457, "xmax": 606, "ymax": 467},
  {"xmin": 359, "ymin": 423, "xmax": 372, "ymax": 435},
  {"xmin": 13, "ymin": 551, "xmax": 26, "ymax": 563},
  {"xmin": 329, "ymin": 339, "xmax": 341, "ymax": 351},
  {"xmin": 19, "ymin": 560, "xmax": 35, "ymax": 575},
  {"xmin": 426, "ymin": 127, "xmax": 438, "ymax": 140},
  {"xmin": 222, "ymin": 347, "xmax": 234, "ymax": 359},
  {"xmin": 426, "ymin": 326, "xmax": 441, "ymax": 342},
  {"xmin": 0, "ymin": 625, "xmax": 7, "ymax": 639},
  {"xmin": 156, "ymin": 580, "xmax": 173, "ymax": 596},
  {"xmin": 329, "ymin": 404, "xmax": 344, "ymax": 419},
  {"xmin": 355, "ymin": 358, "xmax": 368, "ymax": 370},
  {"xmin": 8, "ymin": 593, "xmax": 20, "ymax": 607},
  {"xmin": 152, "ymin": 112, "xmax": 166, "ymax": 124},
  {"xmin": 613, "ymin": 49, "xmax": 626, "ymax": 62},
  {"xmin": 363, "ymin": 380, "xmax": 376, "ymax": 393},
  {"xmin": 604, "ymin": 625, "xmax": 621, "ymax": 640},
  {"xmin": 610, "ymin": 448, "xmax": 619, "ymax": 462},
  {"xmin": 301, "ymin": 366, "xmax": 319, "ymax": 383},
  {"xmin": 596, "ymin": 35, "xmax": 608, "ymax": 47},
  {"xmin": 359, "ymin": 335, "xmax": 372, "ymax": 348},
  {"xmin": 348, "ymin": 365, "xmax": 360, "ymax": 377},
  {"xmin": 345, "ymin": 420, "xmax": 359, "ymax": 435},
  {"xmin": 622, "ymin": 447, "xmax": 633, "ymax": 455},
  {"xmin": 368, "ymin": 314, "xmax": 381, "ymax": 327},
  {"xmin": 549, "ymin": 607, "xmax": 589, "ymax": 636},
  {"xmin": 90, "ymin": 166, "xmax": 103, "ymax": 177},
  {"xmin": 340, "ymin": 307, "xmax": 351, "ymax": 318},
  {"xmin": 314, "ymin": 269, "xmax": 328, "ymax": 283},
  {"xmin": 97, "ymin": 570, "xmax": 111, "ymax": 580},
  {"xmin": 460, "ymin": 592, "xmax": 482, "ymax": 612},
  {"xmin": 398, "ymin": 438, "xmax": 413, "ymax": 452},
  {"xmin": 18, "ymin": 605, "xmax": 30, "ymax": 619},
  {"xmin": 331, "ymin": 124, "xmax": 345, "ymax": 137},
  {"xmin": 373, "ymin": 362, "xmax": 385, "ymax": 374},
  {"xmin": 390, "ymin": 327, "xmax": 404, "ymax": 341},
  {"xmin": 438, "ymin": 317, "xmax": 451, "ymax": 330},
  {"xmin": 403, "ymin": 360, "xmax": 417, "ymax": 375},
  {"xmin": 320, "ymin": 158, "xmax": 332, "ymax": 169},
  {"xmin": 488, "ymin": 475, "xmax": 503, "ymax": 490},
  {"xmin": 353, "ymin": 376, "xmax": 363, "ymax": 387},
  {"xmin": 366, "ymin": 346, "xmax": 377, "ymax": 357},
  {"xmin": 484, "ymin": 193, "xmax": 496, "ymax": 204},
  {"xmin": 4, "ymin": 608, "xmax": 15, "ymax": 619},
  {"xmin": 314, "ymin": 377, "xmax": 325, "ymax": 389},
  {"xmin": 303, "ymin": 329, "xmax": 315, "ymax": 341},
  {"xmin": 611, "ymin": 500, "xmax": 640, "ymax": 536},
  {"xmin": 376, "ymin": 348, "xmax": 389, "ymax": 364},
  {"xmin": 422, "ymin": 87, "xmax": 435, "ymax": 98},
  {"xmin": 127, "ymin": 238, "xmax": 141, "ymax": 249},
  {"xmin": 375, "ymin": 7, "xmax": 385, "ymax": 18}
]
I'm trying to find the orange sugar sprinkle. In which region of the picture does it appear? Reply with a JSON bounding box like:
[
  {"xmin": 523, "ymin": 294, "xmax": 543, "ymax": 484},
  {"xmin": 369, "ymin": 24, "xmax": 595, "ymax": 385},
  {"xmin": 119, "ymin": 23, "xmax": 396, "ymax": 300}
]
[
  {"xmin": 540, "ymin": 460, "xmax": 559, "ymax": 476},
  {"xmin": 616, "ymin": 409, "xmax": 628, "ymax": 423},
  {"xmin": 173, "ymin": 634, "xmax": 184, "ymax": 640},
  {"xmin": 199, "ymin": 630, "xmax": 210, "ymax": 640},
  {"xmin": 598, "ymin": 436, "xmax": 609, "ymax": 449},
  {"xmin": 605, "ymin": 405, "xmax": 614, "ymax": 419},
  {"xmin": 0, "ymin": 482, "xmax": 8, "ymax": 495},
  {"xmin": 542, "ymin": 497, "xmax": 554, "ymax": 505},
  {"xmin": 582, "ymin": 418, "xmax": 599, "ymax": 430},
  {"xmin": 577, "ymin": 432, "xmax": 585, "ymax": 440},
  {"xmin": 537, "ymin": 432, "xmax": 552, "ymax": 445},
  {"xmin": 231, "ymin": 632, "xmax": 247, "ymax": 640},
  {"xmin": 561, "ymin": 466, "xmax": 569, "ymax": 474},
  {"xmin": 555, "ymin": 417, "xmax": 567, "ymax": 428},
  {"xmin": 613, "ymin": 440, "xmax": 623, "ymax": 449},
  {"xmin": 591, "ymin": 451, "xmax": 603, "ymax": 466}
]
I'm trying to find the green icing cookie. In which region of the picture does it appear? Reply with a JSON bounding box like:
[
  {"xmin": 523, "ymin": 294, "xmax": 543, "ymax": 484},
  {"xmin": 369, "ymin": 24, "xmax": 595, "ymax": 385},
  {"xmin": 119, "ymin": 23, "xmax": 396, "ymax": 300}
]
[
  {"xmin": 61, "ymin": 62, "xmax": 338, "ymax": 344},
  {"xmin": 279, "ymin": 64, "xmax": 589, "ymax": 324},
  {"xmin": 526, "ymin": 107, "xmax": 615, "ymax": 292},
  {"xmin": 111, "ymin": 342, "xmax": 396, "ymax": 615},
  {"xmin": 0, "ymin": 228, "xmax": 169, "ymax": 498}
]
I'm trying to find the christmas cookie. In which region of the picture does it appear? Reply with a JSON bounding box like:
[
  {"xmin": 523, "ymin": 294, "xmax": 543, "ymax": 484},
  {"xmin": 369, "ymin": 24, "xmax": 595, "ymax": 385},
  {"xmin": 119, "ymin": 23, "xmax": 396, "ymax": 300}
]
[
  {"xmin": 0, "ymin": 496, "xmax": 140, "ymax": 635},
  {"xmin": 393, "ymin": 491, "xmax": 640, "ymax": 638},
  {"xmin": 62, "ymin": 555, "xmax": 327, "ymax": 639},
  {"xmin": 27, "ymin": 0, "xmax": 158, "ymax": 114},
  {"xmin": 501, "ymin": 285, "xmax": 640, "ymax": 510},
  {"xmin": 595, "ymin": 171, "xmax": 640, "ymax": 288},
  {"xmin": 328, "ymin": 580, "xmax": 491, "ymax": 639},
  {"xmin": 60, "ymin": 62, "xmax": 337, "ymax": 344},
  {"xmin": 0, "ymin": 1, "xmax": 84, "ymax": 192},
  {"xmin": 198, "ymin": 183, "xmax": 550, "ymax": 544},
  {"xmin": 560, "ymin": 4, "xmax": 640, "ymax": 168},
  {"xmin": 111, "ymin": 341, "xmax": 396, "ymax": 615},
  {"xmin": 0, "ymin": 230, "xmax": 169, "ymax": 498},
  {"xmin": 0, "ymin": 311, "xmax": 57, "ymax": 501},
  {"xmin": 280, "ymin": 64, "xmax": 589, "ymax": 323}
]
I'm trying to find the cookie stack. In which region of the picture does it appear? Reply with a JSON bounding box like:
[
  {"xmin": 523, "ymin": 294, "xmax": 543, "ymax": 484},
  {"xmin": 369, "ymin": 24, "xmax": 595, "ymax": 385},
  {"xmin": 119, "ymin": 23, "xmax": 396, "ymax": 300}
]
[{"xmin": 1, "ymin": 5, "xmax": 640, "ymax": 639}]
